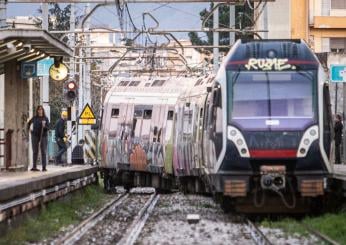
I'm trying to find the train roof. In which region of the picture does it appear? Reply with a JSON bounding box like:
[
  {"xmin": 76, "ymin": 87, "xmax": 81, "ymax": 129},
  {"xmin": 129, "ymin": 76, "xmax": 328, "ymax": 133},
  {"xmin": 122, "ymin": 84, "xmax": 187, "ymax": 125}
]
[
  {"xmin": 103, "ymin": 76, "xmax": 200, "ymax": 105},
  {"xmin": 228, "ymin": 39, "xmax": 318, "ymax": 62}
]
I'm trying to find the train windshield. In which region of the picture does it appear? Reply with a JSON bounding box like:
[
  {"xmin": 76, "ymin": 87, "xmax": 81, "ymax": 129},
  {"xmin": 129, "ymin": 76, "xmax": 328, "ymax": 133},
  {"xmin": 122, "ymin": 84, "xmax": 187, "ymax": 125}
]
[{"xmin": 227, "ymin": 70, "xmax": 317, "ymax": 131}]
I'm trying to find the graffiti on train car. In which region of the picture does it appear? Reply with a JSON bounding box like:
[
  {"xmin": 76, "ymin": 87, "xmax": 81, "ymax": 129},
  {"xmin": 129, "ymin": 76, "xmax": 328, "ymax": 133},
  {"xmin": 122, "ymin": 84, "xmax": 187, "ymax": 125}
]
[{"xmin": 107, "ymin": 121, "xmax": 167, "ymax": 172}]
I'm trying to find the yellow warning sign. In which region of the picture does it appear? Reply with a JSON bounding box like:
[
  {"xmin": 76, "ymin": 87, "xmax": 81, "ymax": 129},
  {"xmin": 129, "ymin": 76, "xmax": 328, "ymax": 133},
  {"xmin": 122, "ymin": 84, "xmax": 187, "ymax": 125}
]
[{"xmin": 79, "ymin": 103, "xmax": 96, "ymax": 125}]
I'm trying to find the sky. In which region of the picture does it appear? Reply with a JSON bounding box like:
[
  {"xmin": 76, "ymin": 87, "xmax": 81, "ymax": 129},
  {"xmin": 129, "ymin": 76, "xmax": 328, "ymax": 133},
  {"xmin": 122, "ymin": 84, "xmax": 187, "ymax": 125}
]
[{"xmin": 6, "ymin": 3, "xmax": 210, "ymax": 40}]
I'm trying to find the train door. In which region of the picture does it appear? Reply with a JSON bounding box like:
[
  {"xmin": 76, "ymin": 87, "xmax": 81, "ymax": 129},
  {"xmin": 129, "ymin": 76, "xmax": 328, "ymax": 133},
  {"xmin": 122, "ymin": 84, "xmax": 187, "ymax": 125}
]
[
  {"xmin": 195, "ymin": 96, "xmax": 206, "ymax": 169},
  {"xmin": 173, "ymin": 103, "xmax": 184, "ymax": 174},
  {"xmin": 129, "ymin": 104, "xmax": 152, "ymax": 171},
  {"xmin": 149, "ymin": 99, "xmax": 167, "ymax": 167},
  {"xmin": 323, "ymin": 83, "xmax": 333, "ymax": 161},
  {"xmin": 121, "ymin": 100, "xmax": 134, "ymax": 164},
  {"xmin": 164, "ymin": 106, "xmax": 175, "ymax": 175},
  {"xmin": 182, "ymin": 100, "xmax": 194, "ymax": 175},
  {"xmin": 203, "ymin": 90, "xmax": 212, "ymax": 169}
]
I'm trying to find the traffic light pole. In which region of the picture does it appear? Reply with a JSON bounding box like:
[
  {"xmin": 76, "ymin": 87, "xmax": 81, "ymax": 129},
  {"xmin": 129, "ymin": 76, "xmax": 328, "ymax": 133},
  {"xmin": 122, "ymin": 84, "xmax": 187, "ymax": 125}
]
[{"xmin": 67, "ymin": 3, "xmax": 76, "ymax": 165}]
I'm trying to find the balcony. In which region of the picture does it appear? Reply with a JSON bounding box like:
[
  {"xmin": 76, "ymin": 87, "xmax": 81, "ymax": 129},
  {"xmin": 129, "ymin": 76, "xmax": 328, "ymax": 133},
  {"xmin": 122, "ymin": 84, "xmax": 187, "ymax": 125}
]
[{"xmin": 314, "ymin": 16, "xmax": 346, "ymax": 29}]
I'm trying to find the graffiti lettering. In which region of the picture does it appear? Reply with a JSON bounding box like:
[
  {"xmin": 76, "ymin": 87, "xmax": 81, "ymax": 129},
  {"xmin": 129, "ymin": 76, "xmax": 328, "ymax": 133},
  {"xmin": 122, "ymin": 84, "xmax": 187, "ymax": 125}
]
[{"xmin": 245, "ymin": 58, "xmax": 296, "ymax": 71}]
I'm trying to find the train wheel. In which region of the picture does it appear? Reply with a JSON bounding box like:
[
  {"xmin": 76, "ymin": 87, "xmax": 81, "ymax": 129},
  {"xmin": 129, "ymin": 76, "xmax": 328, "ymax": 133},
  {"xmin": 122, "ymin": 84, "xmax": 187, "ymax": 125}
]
[
  {"xmin": 220, "ymin": 196, "xmax": 233, "ymax": 213},
  {"xmin": 187, "ymin": 179, "xmax": 196, "ymax": 194},
  {"xmin": 151, "ymin": 175, "xmax": 160, "ymax": 189},
  {"xmin": 134, "ymin": 172, "xmax": 141, "ymax": 187}
]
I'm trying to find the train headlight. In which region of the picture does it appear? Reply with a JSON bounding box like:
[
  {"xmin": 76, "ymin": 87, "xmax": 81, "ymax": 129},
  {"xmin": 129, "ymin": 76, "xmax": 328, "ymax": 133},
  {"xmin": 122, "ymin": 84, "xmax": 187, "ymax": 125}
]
[
  {"xmin": 230, "ymin": 130, "xmax": 237, "ymax": 136},
  {"xmin": 236, "ymin": 139, "xmax": 243, "ymax": 146},
  {"xmin": 303, "ymin": 139, "xmax": 310, "ymax": 145},
  {"xmin": 300, "ymin": 148, "xmax": 306, "ymax": 154},
  {"xmin": 310, "ymin": 129, "xmax": 317, "ymax": 136},
  {"xmin": 241, "ymin": 148, "xmax": 247, "ymax": 154}
]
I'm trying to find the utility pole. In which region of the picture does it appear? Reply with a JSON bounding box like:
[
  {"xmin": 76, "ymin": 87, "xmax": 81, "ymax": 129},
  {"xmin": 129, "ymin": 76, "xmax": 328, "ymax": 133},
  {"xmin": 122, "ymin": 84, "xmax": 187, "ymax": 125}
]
[
  {"xmin": 41, "ymin": 3, "xmax": 50, "ymax": 121},
  {"xmin": 262, "ymin": 2, "xmax": 268, "ymax": 39},
  {"xmin": 0, "ymin": 0, "xmax": 6, "ymax": 28},
  {"xmin": 213, "ymin": 4, "xmax": 219, "ymax": 72},
  {"xmin": 67, "ymin": 3, "xmax": 76, "ymax": 164},
  {"xmin": 229, "ymin": 5, "xmax": 235, "ymax": 45},
  {"xmin": 40, "ymin": 3, "xmax": 50, "ymax": 169},
  {"xmin": 78, "ymin": 4, "xmax": 91, "ymax": 143}
]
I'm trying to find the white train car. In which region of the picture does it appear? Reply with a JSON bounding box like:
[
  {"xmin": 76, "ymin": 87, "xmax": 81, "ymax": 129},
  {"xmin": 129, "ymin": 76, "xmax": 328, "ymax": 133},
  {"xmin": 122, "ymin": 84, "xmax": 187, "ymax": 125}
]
[{"xmin": 100, "ymin": 75, "xmax": 196, "ymax": 191}]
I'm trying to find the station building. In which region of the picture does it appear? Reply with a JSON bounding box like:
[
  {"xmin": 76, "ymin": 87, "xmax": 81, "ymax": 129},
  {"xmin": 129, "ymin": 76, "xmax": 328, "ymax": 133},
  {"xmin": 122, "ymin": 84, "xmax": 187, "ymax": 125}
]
[{"xmin": 0, "ymin": 17, "xmax": 72, "ymax": 171}]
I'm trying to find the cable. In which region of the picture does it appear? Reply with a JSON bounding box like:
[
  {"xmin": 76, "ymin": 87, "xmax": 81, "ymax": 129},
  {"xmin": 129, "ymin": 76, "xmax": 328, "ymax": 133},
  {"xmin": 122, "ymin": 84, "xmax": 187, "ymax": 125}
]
[{"xmin": 125, "ymin": 3, "xmax": 138, "ymax": 31}]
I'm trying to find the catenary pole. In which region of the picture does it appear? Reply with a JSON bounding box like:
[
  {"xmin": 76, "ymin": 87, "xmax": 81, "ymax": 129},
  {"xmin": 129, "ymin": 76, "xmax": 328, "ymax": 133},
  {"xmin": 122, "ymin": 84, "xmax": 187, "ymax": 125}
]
[{"xmin": 213, "ymin": 4, "xmax": 219, "ymax": 72}]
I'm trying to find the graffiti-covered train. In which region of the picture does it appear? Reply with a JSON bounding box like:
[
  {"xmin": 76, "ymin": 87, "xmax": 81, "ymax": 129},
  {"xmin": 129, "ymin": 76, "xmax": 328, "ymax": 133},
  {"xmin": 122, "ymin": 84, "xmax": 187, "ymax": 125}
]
[{"xmin": 100, "ymin": 39, "xmax": 333, "ymax": 212}]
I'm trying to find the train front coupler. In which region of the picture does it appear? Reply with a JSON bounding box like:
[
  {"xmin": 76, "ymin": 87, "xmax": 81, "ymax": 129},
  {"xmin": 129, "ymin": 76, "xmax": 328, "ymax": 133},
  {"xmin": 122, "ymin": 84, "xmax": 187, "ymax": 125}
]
[{"xmin": 260, "ymin": 165, "xmax": 286, "ymax": 192}]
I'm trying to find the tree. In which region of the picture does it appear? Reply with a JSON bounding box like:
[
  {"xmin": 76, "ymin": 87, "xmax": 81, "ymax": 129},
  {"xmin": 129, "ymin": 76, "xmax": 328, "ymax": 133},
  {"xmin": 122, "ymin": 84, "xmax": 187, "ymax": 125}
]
[
  {"xmin": 189, "ymin": 3, "xmax": 254, "ymax": 53},
  {"xmin": 38, "ymin": 4, "xmax": 74, "ymax": 124}
]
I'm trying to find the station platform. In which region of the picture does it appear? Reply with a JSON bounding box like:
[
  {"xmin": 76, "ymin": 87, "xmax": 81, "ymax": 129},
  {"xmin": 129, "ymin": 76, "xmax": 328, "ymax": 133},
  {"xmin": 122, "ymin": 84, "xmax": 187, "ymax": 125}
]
[{"xmin": 0, "ymin": 164, "xmax": 98, "ymax": 222}]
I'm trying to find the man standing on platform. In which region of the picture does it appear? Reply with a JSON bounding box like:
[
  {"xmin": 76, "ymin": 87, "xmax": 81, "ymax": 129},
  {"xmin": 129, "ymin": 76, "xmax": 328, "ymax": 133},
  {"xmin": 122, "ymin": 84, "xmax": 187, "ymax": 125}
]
[
  {"xmin": 55, "ymin": 111, "xmax": 68, "ymax": 165},
  {"xmin": 334, "ymin": 114, "xmax": 343, "ymax": 164}
]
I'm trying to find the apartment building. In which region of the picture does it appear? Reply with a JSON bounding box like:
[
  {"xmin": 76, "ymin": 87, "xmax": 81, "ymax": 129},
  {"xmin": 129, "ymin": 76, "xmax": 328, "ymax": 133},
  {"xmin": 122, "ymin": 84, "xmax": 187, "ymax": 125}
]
[{"xmin": 256, "ymin": 0, "xmax": 346, "ymax": 54}]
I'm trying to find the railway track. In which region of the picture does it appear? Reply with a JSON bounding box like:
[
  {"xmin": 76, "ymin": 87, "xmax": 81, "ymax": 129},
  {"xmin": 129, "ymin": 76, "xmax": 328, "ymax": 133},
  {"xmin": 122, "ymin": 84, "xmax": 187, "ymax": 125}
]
[
  {"xmin": 300, "ymin": 222, "xmax": 341, "ymax": 245},
  {"xmin": 245, "ymin": 218, "xmax": 340, "ymax": 245},
  {"xmin": 58, "ymin": 190, "xmax": 159, "ymax": 245},
  {"xmin": 244, "ymin": 218, "xmax": 273, "ymax": 245}
]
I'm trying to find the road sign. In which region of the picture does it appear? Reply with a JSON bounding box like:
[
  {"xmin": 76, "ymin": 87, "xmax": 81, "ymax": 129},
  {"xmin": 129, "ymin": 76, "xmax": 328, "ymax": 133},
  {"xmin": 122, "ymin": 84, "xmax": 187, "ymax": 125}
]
[
  {"xmin": 79, "ymin": 103, "xmax": 96, "ymax": 125},
  {"xmin": 330, "ymin": 65, "xmax": 346, "ymax": 83},
  {"xmin": 37, "ymin": 58, "xmax": 54, "ymax": 76}
]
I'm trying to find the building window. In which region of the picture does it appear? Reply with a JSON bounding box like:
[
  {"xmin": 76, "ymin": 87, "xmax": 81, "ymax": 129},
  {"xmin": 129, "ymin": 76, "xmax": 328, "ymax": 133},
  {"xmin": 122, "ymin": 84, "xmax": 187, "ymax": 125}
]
[
  {"xmin": 330, "ymin": 38, "xmax": 346, "ymax": 53},
  {"xmin": 331, "ymin": 0, "xmax": 346, "ymax": 9}
]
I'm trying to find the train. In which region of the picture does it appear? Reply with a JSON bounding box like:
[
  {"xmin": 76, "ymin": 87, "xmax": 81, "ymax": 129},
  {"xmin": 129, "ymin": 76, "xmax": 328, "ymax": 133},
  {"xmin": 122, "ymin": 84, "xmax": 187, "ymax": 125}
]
[{"xmin": 100, "ymin": 39, "xmax": 333, "ymax": 213}]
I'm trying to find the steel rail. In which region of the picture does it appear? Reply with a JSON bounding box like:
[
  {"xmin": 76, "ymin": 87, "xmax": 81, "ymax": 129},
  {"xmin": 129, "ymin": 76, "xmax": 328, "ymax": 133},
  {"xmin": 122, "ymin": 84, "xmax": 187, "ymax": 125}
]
[
  {"xmin": 58, "ymin": 193, "xmax": 129, "ymax": 245},
  {"xmin": 245, "ymin": 218, "xmax": 273, "ymax": 245},
  {"xmin": 117, "ymin": 193, "xmax": 160, "ymax": 245},
  {"xmin": 300, "ymin": 222, "xmax": 341, "ymax": 245}
]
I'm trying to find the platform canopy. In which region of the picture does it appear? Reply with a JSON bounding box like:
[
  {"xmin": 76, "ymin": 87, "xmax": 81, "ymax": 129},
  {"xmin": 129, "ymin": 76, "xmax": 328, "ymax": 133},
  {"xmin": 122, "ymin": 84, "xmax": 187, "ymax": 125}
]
[{"xmin": 0, "ymin": 29, "xmax": 73, "ymax": 74}]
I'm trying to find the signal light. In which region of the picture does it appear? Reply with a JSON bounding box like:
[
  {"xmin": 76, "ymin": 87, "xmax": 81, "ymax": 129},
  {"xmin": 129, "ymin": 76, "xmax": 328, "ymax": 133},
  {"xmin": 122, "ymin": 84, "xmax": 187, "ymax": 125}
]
[{"xmin": 66, "ymin": 81, "xmax": 77, "ymax": 101}]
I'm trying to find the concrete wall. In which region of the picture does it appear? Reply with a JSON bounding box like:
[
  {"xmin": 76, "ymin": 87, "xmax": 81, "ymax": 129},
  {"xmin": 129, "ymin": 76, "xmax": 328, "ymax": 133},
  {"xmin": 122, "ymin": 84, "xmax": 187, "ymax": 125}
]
[{"xmin": 4, "ymin": 61, "xmax": 29, "ymax": 170}]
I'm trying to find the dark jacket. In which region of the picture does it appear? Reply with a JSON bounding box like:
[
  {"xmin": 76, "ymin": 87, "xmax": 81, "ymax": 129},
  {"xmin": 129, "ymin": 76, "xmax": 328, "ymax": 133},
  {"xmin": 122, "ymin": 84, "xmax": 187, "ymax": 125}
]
[
  {"xmin": 27, "ymin": 116, "xmax": 49, "ymax": 137},
  {"xmin": 72, "ymin": 145, "xmax": 84, "ymax": 163},
  {"xmin": 335, "ymin": 121, "xmax": 343, "ymax": 145},
  {"xmin": 55, "ymin": 118, "xmax": 66, "ymax": 139}
]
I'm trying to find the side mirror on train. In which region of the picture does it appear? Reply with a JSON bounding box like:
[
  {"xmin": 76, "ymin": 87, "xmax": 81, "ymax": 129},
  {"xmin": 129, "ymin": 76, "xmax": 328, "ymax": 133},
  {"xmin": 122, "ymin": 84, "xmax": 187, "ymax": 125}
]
[{"xmin": 207, "ymin": 87, "xmax": 212, "ymax": 93}]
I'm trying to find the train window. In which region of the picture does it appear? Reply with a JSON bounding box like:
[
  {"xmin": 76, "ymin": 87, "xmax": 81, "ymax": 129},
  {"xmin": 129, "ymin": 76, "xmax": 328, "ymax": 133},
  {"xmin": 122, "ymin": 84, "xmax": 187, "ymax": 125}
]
[
  {"xmin": 111, "ymin": 108, "xmax": 119, "ymax": 118},
  {"xmin": 134, "ymin": 109, "xmax": 143, "ymax": 118},
  {"xmin": 167, "ymin": 110, "xmax": 174, "ymax": 120},
  {"xmin": 118, "ymin": 81, "xmax": 129, "ymax": 86},
  {"xmin": 129, "ymin": 81, "xmax": 140, "ymax": 86},
  {"xmin": 151, "ymin": 80, "xmax": 166, "ymax": 87},
  {"xmin": 143, "ymin": 110, "xmax": 152, "ymax": 119}
]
